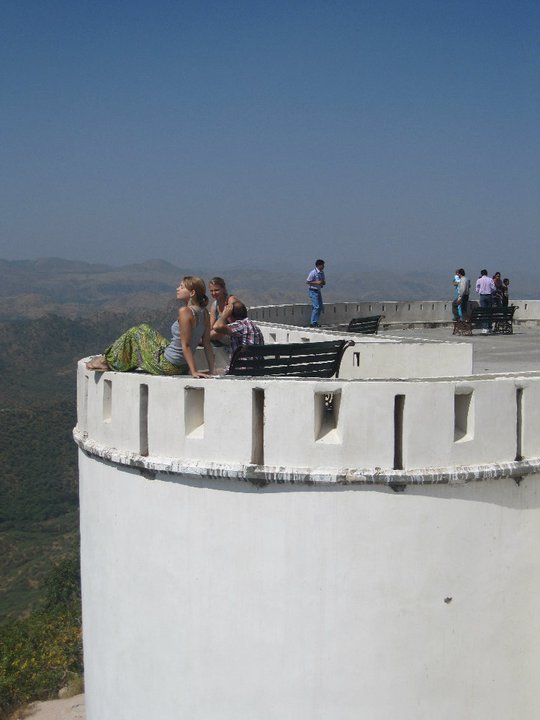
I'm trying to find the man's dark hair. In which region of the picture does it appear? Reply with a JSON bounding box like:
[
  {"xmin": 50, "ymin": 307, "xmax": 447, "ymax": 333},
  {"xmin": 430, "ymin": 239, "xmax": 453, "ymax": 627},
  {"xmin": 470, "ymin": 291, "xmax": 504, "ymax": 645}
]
[
  {"xmin": 458, "ymin": 268, "xmax": 465, "ymax": 275},
  {"xmin": 231, "ymin": 301, "xmax": 248, "ymax": 320},
  {"xmin": 315, "ymin": 259, "xmax": 325, "ymax": 267},
  {"xmin": 480, "ymin": 269, "xmax": 488, "ymax": 276}
]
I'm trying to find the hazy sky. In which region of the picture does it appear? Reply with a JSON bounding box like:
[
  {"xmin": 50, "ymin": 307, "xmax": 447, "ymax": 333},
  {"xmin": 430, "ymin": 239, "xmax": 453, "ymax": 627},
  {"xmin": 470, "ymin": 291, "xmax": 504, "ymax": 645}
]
[{"xmin": 1, "ymin": 0, "xmax": 539, "ymax": 273}]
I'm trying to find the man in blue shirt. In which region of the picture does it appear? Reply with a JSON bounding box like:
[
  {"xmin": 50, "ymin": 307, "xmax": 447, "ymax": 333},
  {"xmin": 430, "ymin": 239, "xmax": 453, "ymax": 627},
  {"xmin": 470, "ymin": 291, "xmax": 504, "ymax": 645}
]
[{"xmin": 306, "ymin": 259, "xmax": 325, "ymax": 327}]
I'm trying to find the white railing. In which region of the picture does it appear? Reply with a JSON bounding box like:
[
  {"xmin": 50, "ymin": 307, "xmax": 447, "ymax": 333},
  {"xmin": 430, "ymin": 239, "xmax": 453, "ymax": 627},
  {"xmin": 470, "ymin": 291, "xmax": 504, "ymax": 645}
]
[
  {"xmin": 75, "ymin": 362, "xmax": 540, "ymax": 485},
  {"xmin": 255, "ymin": 323, "xmax": 472, "ymax": 378},
  {"xmin": 249, "ymin": 299, "xmax": 540, "ymax": 327}
]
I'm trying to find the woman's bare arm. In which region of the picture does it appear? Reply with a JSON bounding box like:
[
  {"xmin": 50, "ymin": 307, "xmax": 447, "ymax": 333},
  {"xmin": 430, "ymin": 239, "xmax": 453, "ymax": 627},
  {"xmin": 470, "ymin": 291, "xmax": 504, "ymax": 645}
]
[
  {"xmin": 179, "ymin": 307, "xmax": 209, "ymax": 378},
  {"xmin": 201, "ymin": 312, "xmax": 215, "ymax": 375},
  {"xmin": 209, "ymin": 300, "xmax": 217, "ymax": 328}
]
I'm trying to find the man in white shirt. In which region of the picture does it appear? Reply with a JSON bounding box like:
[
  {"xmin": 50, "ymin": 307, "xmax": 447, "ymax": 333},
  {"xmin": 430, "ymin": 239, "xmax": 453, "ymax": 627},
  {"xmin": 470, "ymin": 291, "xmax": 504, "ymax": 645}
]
[{"xmin": 475, "ymin": 269, "xmax": 496, "ymax": 333}]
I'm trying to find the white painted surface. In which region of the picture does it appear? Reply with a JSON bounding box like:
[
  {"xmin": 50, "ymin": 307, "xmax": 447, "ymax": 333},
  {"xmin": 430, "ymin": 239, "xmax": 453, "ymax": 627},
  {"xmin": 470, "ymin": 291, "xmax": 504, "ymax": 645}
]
[
  {"xmin": 79, "ymin": 454, "xmax": 540, "ymax": 720},
  {"xmin": 249, "ymin": 299, "xmax": 540, "ymax": 327},
  {"xmin": 76, "ymin": 304, "xmax": 540, "ymax": 719},
  {"xmin": 254, "ymin": 324, "xmax": 473, "ymax": 379},
  {"xmin": 77, "ymin": 363, "xmax": 540, "ymax": 476}
]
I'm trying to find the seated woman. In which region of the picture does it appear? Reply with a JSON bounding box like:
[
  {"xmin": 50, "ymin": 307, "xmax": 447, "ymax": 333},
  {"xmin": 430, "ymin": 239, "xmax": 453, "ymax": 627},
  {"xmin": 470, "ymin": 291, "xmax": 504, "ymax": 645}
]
[
  {"xmin": 208, "ymin": 276, "xmax": 238, "ymax": 343},
  {"xmin": 86, "ymin": 276, "xmax": 215, "ymax": 378},
  {"xmin": 501, "ymin": 278, "xmax": 510, "ymax": 307}
]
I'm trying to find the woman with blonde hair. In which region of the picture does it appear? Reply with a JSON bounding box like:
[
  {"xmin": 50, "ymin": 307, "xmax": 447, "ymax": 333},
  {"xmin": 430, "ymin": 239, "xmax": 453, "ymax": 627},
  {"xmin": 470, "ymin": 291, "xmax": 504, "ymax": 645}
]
[
  {"xmin": 86, "ymin": 276, "xmax": 215, "ymax": 378},
  {"xmin": 208, "ymin": 276, "xmax": 238, "ymax": 342}
]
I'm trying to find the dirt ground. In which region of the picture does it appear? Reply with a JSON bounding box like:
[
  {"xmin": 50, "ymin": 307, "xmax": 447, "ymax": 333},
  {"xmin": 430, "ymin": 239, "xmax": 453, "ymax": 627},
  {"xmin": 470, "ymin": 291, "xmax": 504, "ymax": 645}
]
[{"xmin": 21, "ymin": 694, "xmax": 85, "ymax": 720}]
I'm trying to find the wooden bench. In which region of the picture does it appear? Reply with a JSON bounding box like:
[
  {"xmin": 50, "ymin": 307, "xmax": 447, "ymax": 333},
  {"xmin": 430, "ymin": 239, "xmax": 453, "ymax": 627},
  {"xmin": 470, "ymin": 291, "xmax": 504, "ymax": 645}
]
[
  {"xmin": 347, "ymin": 315, "xmax": 383, "ymax": 335},
  {"xmin": 453, "ymin": 305, "xmax": 517, "ymax": 336},
  {"xmin": 228, "ymin": 340, "xmax": 354, "ymax": 378}
]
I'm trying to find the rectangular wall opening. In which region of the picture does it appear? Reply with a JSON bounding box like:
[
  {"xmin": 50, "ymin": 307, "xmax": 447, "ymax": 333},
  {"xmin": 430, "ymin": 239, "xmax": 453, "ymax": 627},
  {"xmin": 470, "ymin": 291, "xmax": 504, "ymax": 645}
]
[
  {"xmin": 103, "ymin": 379, "xmax": 112, "ymax": 422},
  {"xmin": 315, "ymin": 390, "xmax": 342, "ymax": 444},
  {"xmin": 394, "ymin": 395, "xmax": 405, "ymax": 470},
  {"xmin": 516, "ymin": 388, "xmax": 523, "ymax": 460},
  {"xmin": 269, "ymin": 333, "xmax": 277, "ymax": 343},
  {"xmin": 454, "ymin": 389, "xmax": 474, "ymax": 442},
  {"xmin": 251, "ymin": 389, "xmax": 265, "ymax": 465},
  {"xmin": 353, "ymin": 352, "xmax": 361, "ymax": 368},
  {"xmin": 185, "ymin": 387, "xmax": 205, "ymax": 438},
  {"xmin": 139, "ymin": 384, "xmax": 149, "ymax": 456}
]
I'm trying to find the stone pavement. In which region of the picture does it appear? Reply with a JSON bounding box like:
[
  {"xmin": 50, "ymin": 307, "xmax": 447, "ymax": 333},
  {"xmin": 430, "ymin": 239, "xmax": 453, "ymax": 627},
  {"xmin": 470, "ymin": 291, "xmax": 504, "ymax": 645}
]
[{"xmin": 379, "ymin": 323, "xmax": 540, "ymax": 374}]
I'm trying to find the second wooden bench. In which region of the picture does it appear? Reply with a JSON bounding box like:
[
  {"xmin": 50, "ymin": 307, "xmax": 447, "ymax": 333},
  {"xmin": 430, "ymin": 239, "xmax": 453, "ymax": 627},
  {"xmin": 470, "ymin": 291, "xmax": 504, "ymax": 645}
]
[{"xmin": 347, "ymin": 315, "xmax": 383, "ymax": 335}]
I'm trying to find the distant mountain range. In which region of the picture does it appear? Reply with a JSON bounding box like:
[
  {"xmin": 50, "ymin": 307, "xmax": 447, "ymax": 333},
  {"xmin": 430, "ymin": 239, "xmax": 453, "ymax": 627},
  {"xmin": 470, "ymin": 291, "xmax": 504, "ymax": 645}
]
[{"xmin": 1, "ymin": 257, "xmax": 538, "ymax": 321}]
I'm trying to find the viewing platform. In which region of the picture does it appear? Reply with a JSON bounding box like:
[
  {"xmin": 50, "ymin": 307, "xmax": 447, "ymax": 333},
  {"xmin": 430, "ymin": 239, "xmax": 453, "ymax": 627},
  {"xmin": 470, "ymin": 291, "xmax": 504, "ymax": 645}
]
[
  {"xmin": 379, "ymin": 322, "xmax": 540, "ymax": 374},
  {"xmin": 75, "ymin": 300, "xmax": 540, "ymax": 488},
  {"xmin": 75, "ymin": 299, "xmax": 540, "ymax": 720}
]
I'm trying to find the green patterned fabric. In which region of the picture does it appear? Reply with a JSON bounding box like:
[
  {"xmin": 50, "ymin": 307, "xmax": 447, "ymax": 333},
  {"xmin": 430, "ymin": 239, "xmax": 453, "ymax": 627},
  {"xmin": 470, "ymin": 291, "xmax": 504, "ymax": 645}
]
[{"xmin": 104, "ymin": 323, "xmax": 189, "ymax": 376}]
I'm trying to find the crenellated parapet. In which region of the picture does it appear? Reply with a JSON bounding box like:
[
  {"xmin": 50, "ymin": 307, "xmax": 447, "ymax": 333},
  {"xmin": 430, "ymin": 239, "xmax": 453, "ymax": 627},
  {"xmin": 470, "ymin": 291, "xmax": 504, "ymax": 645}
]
[
  {"xmin": 249, "ymin": 298, "xmax": 540, "ymax": 327},
  {"xmin": 74, "ymin": 319, "xmax": 540, "ymax": 486}
]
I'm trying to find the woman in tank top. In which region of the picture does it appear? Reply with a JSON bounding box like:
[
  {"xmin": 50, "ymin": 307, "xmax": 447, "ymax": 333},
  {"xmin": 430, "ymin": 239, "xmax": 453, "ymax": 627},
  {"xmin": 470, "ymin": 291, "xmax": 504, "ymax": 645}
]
[
  {"xmin": 86, "ymin": 276, "xmax": 215, "ymax": 378},
  {"xmin": 208, "ymin": 277, "xmax": 238, "ymax": 343}
]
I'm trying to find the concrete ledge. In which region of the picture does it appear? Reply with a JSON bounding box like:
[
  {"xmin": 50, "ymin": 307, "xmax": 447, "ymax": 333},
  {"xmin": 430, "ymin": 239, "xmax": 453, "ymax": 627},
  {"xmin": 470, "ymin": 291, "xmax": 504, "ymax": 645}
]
[
  {"xmin": 73, "ymin": 428, "xmax": 540, "ymax": 488},
  {"xmin": 250, "ymin": 299, "xmax": 540, "ymax": 327}
]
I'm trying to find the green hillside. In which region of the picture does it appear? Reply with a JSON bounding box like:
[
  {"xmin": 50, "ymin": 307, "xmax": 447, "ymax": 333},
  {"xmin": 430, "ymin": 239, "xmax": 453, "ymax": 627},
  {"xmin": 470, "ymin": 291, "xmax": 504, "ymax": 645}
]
[
  {"xmin": 0, "ymin": 404, "xmax": 79, "ymax": 621},
  {"xmin": 0, "ymin": 311, "xmax": 163, "ymax": 622}
]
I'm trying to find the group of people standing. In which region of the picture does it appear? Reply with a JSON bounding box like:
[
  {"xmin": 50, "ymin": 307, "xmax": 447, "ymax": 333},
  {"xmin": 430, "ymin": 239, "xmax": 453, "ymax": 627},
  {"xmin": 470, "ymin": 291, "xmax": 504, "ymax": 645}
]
[
  {"xmin": 86, "ymin": 276, "xmax": 263, "ymax": 377},
  {"xmin": 452, "ymin": 268, "xmax": 510, "ymax": 323}
]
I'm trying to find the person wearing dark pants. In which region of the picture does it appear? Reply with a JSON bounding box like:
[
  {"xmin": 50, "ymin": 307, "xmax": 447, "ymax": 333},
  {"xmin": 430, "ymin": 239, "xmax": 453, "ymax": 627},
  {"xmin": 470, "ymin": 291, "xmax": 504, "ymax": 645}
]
[{"xmin": 475, "ymin": 269, "xmax": 496, "ymax": 334}]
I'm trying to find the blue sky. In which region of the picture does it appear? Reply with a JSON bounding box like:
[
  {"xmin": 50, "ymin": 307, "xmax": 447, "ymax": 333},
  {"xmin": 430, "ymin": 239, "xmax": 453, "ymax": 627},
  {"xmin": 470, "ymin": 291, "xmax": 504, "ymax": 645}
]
[{"xmin": 1, "ymin": 0, "xmax": 539, "ymax": 273}]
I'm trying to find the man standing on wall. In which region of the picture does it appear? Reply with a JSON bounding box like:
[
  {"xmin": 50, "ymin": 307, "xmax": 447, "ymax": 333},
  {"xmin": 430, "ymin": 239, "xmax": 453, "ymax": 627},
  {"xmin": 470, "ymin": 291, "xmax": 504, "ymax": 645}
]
[{"xmin": 306, "ymin": 259, "xmax": 325, "ymax": 327}]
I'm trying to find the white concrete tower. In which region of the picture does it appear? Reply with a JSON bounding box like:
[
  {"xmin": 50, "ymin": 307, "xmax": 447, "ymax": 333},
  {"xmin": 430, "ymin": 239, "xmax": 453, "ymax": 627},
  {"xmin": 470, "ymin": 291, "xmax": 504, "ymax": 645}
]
[{"xmin": 75, "ymin": 302, "xmax": 540, "ymax": 720}]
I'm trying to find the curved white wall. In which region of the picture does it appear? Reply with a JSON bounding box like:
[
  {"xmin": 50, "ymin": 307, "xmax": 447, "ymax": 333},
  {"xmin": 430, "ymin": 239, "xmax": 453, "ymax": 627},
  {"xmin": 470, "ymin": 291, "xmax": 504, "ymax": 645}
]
[
  {"xmin": 75, "ymin": 306, "xmax": 540, "ymax": 720},
  {"xmin": 249, "ymin": 299, "xmax": 540, "ymax": 327},
  {"xmin": 76, "ymin": 364, "xmax": 540, "ymax": 480},
  {"xmin": 78, "ymin": 455, "xmax": 540, "ymax": 720},
  {"xmin": 256, "ymin": 323, "xmax": 473, "ymax": 379}
]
